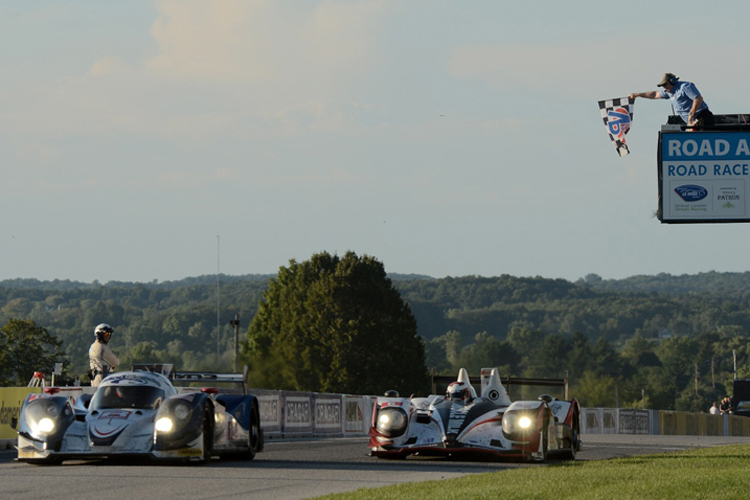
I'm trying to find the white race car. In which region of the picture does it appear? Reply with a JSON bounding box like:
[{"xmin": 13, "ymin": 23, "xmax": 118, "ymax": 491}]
[
  {"xmin": 369, "ymin": 368, "xmax": 581, "ymax": 461},
  {"xmin": 14, "ymin": 368, "xmax": 263, "ymax": 464}
]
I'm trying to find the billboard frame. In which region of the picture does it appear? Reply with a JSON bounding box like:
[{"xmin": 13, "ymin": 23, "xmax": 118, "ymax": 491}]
[{"xmin": 657, "ymin": 115, "xmax": 750, "ymax": 224}]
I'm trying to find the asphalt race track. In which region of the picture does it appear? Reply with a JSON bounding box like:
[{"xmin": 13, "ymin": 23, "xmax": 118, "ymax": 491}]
[{"xmin": 1, "ymin": 435, "xmax": 749, "ymax": 500}]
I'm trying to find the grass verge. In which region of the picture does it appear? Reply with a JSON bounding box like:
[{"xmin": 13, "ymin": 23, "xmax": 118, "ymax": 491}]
[{"xmin": 314, "ymin": 445, "xmax": 750, "ymax": 500}]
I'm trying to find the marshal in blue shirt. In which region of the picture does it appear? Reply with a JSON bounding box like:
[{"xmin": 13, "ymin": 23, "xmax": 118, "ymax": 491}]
[{"xmin": 659, "ymin": 81, "xmax": 708, "ymax": 124}]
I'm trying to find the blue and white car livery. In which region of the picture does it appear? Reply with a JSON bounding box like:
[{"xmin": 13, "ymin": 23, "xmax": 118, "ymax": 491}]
[{"xmin": 14, "ymin": 369, "xmax": 263, "ymax": 464}]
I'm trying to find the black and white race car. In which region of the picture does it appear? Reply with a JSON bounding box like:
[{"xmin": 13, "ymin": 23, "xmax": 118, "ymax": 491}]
[
  {"xmin": 14, "ymin": 367, "xmax": 263, "ymax": 464},
  {"xmin": 369, "ymin": 367, "xmax": 581, "ymax": 461}
]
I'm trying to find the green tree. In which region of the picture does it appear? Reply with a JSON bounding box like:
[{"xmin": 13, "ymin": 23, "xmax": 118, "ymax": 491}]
[
  {"xmin": 424, "ymin": 336, "xmax": 453, "ymax": 373},
  {"xmin": 524, "ymin": 333, "xmax": 572, "ymax": 378},
  {"xmin": 454, "ymin": 331, "xmax": 517, "ymax": 375},
  {"xmin": 242, "ymin": 251, "xmax": 427, "ymax": 395},
  {"xmin": 0, "ymin": 319, "xmax": 66, "ymax": 386},
  {"xmin": 574, "ymin": 371, "xmax": 618, "ymax": 407}
]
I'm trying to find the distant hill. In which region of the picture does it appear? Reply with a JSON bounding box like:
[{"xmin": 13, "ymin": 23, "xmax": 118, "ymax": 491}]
[
  {"xmin": 0, "ymin": 272, "xmax": 431, "ymax": 291},
  {"xmin": 576, "ymin": 271, "xmax": 750, "ymax": 296}
]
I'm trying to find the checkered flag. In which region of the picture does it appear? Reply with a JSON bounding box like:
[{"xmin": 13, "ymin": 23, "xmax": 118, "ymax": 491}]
[{"xmin": 598, "ymin": 97, "xmax": 634, "ymax": 157}]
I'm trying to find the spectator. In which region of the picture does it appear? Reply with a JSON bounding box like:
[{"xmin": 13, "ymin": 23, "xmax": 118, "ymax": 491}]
[
  {"xmin": 709, "ymin": 402, "xmax": 720, "ymax": 415},
  {"xmin": 719, "ymin": 397, "xmax": 734, "ymax": 415}
]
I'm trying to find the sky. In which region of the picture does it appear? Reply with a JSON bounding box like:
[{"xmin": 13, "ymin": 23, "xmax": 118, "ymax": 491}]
[{"xmin": 3, "ymin": 0, "xmax": 750, "ymax": 284}]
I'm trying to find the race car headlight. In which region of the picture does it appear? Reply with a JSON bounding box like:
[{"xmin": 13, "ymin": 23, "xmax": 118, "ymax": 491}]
[
  {"xmin": 502, "ymin": 411, "xmax": 537, "ymax": 438},
  {"xmin": 375, "ymin": 408, "xmax": 408, "ymax": 437},
  {"xmin": 37, "ymin": 417, "xmax": 55, "ymax": 433},
  {"xmin": 154, "ymin": 401, "xmax": 191, "ymax": 433},
  {"xmin": 173, "ymin": 403, "xmax": 190, "ymax": 420},
  {"xmin": 155, "ymin": 417, "xmax": 174, "ymax": 433}
]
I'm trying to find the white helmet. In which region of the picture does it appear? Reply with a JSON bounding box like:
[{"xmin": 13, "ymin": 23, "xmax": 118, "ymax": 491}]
[
  {"xmin": 94, "ymin": 323, "xmax": 114, "ymax": 343},
  {"xmin": 446, "ymin": 381, "xmax": 473, "ymax": 402}
]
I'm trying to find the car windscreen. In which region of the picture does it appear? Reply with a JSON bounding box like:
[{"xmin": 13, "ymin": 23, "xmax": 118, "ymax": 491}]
[{"xmin": 90, "ymin": 386, "xmax": 166, "ymax": 410}]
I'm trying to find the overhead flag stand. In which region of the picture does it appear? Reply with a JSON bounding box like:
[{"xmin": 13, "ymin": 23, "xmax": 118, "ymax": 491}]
[{"xmin": 658, "ymin": 114, "xmax": 750, "ymax": 223}]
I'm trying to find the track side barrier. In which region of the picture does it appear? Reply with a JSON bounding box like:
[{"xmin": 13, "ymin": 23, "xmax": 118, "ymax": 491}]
[
  {"xmin": 582, "ymin": 408, "xmax": 750, "ymax": 437},
  {"xmin": 0, "ymin": 388, "xmax": 42, "ymax": 443},
  {"xmin": 246, "ymin": 390, "xmax": 375, "ymax": 440}
]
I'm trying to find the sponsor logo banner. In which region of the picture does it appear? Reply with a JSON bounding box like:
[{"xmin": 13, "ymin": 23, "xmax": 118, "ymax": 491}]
[
  {"xmin": 0, "ymin": 388, "xmax": 41, "ymax": 439},
  {"xmin": 661, "ymin": 132, "xmax": 750, "ymax": 221}
]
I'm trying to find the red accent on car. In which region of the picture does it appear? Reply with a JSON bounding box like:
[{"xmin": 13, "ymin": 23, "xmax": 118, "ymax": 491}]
[
  {"xmin": 367, "ymin": 427, "xmax": 393, "ymax": 448},
  {"xmin": 202, "ymin": 388, "xmax": 219, "ymax": 394},
  {"xmin": 461, "ymin": 414, "xmax": 502, "ymax": 435},
  {"xmin": 44, "ymin": 387, "xmax": 61, "ymax": 395}
]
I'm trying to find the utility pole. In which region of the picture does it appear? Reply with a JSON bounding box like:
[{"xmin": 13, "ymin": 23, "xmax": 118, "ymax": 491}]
[
  {"xmin": 230, "ymin": 313, "xmax": 240, "ymax": 373},
  {"xmin": 694, "ymin": 363, "xmax": 699, "ymax": 396},
  {"xmin": 615, "ymin": 385, "xmax": 619, "ymax": 409},
  {"xmin": 216, "ymin": 235, "xmax": 221, "ymax": 359},
  {"xmin": 711, "ymin": 357, "xmax": 715, "ymax": 388}
]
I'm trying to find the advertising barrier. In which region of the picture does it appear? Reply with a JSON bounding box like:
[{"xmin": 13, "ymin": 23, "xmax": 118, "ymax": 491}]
[
  {"xmin": 253, "ymin": 390, "xmax": 283, "ymax": 435},
  {"xmin": 314, "ymin": 395, "xmax": 342, "ymax": 435},
  {"xmin": 242, "ymin": 391, "xmax": 373, "ymax": 439},
  {"xmin": 0, "ymin": 388, "xmax": 41, "ymax": 441},
  {"xmin": 617, "ymin": 409, "xmax": 657, "ymax": 435},
  {"xmin": 344, "ymin": 396, "xmax": 373, "ymax": 435},
  {"xmin": 283, "ymin": 392, "xmax": 314, "ymax": 436}
]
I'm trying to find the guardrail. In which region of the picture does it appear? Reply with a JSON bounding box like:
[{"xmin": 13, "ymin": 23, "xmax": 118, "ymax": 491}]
[{"xmin": 580, "ymin": 408, "xmax": 750, "ymax": 437}]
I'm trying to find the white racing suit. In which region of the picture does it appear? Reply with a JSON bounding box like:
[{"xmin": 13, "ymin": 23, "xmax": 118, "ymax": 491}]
[{"xmin": 89, "ymin": 340, "xmax": 120, "ymax": 387}]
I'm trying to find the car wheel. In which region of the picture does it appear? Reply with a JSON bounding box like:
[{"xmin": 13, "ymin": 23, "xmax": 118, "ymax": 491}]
[
  {"xmin": 561, "ymin": 414, "xmax": 580, "ymax": 460},
  {"xmin": 245, "ymin": 401, "xmax": 261, "ymax": 461},
  {"xmin": 563, "ymin": 426, "xmax": 579, "ymax": 460},
  {"xmin": 201, "ymin": 402, "xmax": 214, "ymax": 464}
]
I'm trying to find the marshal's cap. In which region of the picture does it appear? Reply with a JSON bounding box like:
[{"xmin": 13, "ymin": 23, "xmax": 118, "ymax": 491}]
[{"xmin": 657, "ymin": 72, "xmax": 678, "ymax": 87}]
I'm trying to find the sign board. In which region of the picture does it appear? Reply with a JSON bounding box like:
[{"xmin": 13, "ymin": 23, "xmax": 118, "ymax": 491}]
[{"xmin": 658, "ymin": 122, "xmax": 750, "ymax": 223}]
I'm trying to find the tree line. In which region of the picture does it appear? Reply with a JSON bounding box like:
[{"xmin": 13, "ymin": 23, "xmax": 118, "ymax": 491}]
[{"xmin": 3, "ymin": 265, "xmax": 750, "ymax": 411}]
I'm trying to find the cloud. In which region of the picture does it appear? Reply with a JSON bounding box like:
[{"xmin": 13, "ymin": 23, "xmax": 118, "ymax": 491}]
[
  {"xmin": 0, "ymin": 1, "xmax": 395, "ymax": 146},
  {"xmin": 89, "ymin": 56, "xmax": 131, "ymax": 77},
  {"xmin": 147, "ymin": 0, "xmax": 272, "ymax": 82},
  {"xmin": 146, "ymin": 0, "xmax": 388, "ymax": 84}
]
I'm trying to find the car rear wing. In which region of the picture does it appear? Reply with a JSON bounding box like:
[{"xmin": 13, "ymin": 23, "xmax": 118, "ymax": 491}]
[
  {"xmin": 430, "ymin": 368, "xmax": 569, "ymax": 401},
  {"xmin": 173, "ymin": 371, "xmax": 246, "ymax": 394},
  {"xmin": 132, "ymin": 363, "xmax": 248, "ymax": 395}
]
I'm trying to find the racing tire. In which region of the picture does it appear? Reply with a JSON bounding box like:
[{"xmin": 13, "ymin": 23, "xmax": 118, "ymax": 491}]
[
  {"xmin": 199, "ymin": 402, "xmax": 214, "ymax": 464},
  {"xmin": 556, "ymin": 410, "xmax": 580, "ymax": 461},
  {"xmin": 561, "ymin": 423, "xmax": 579, "ymax": 460},
  {"xmin": 245, "ymin": 401, "xmax": 262, "ymax": 461}
]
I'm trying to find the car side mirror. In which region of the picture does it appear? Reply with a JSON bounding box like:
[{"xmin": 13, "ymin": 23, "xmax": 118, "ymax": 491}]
[{"xmin": 10, "ymin": 416, "xmax": 17, "ymax": 430}]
